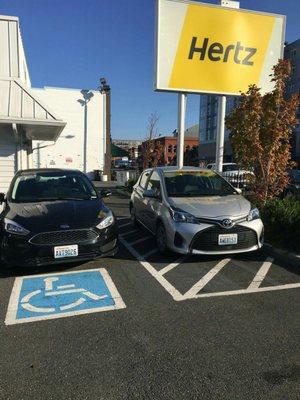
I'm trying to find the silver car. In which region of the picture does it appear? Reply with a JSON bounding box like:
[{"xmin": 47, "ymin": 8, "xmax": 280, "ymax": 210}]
[{"xmin": 130, "ymin": 167, "xmax": 264, "ymax": 255}]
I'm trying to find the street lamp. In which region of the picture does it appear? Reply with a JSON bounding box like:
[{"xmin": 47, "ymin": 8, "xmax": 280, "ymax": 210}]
[{"xmin": 78, "ymin": 90, "xmax": 94, "ymax": 173}]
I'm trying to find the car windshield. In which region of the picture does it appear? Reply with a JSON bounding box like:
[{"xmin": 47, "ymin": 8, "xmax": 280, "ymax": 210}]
[
  {"xmin": 163, "ymin": 170, "xmax": 236, "ymax": 197},
  {"xmin": 11, "ymin": 172, "xmax": 98, "ymax": 203}
]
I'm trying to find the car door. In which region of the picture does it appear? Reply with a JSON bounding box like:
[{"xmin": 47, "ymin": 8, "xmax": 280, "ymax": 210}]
[
  {"xmin": 133, "ymin": 170, "xmax": 151, "ymax": 222},
  {"xmin": 142, "ymin": 170, "xmax": 163, "ymax": 233}
]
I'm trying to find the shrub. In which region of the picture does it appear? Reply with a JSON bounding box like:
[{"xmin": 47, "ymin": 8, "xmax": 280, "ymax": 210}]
[{"xmin": 260, "ymin": 197, "xmax": 300, "ymax": 252}]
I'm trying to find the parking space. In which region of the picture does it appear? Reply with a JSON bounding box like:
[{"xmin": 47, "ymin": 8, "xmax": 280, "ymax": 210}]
[
  {"xmin": 5, "ymin": 268, "xmax": 126, "ymax": 325},
  {"xmin": 118, "ymin": 216, "xmax": 300, "ymax": 302}
]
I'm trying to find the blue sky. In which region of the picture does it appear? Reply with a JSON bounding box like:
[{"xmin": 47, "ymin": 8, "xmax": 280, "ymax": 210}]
[{"xmin": 1, "ymin": 0, "xmax": 299, "ymax": 139}]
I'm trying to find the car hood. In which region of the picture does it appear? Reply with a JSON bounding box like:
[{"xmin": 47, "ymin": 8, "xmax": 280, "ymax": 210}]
[
  {"xmin": 168, "ymin": 195, "xmax": 251, "ymax": 219},
  {"xmin": 5, "ymin": 199, "xmax": 106, "ymax": 232}
]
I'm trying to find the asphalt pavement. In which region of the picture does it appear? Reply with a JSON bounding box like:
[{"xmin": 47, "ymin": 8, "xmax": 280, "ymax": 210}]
[{"xmin": 0, "ymin": 191, "xmax": 299, "ymax": 400}]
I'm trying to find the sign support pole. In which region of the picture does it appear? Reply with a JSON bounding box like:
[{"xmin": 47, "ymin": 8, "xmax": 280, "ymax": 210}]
[
  {"xmin": 215, "ymin": 95, "xmax": 226, "ymax": 172},
  {"xmin": 177, "ymin": 92, "xmax": 187, "ymax": 168},
  {"xmin": 215, "ymin": 0, "xmax": 240, "ymax": 173}
]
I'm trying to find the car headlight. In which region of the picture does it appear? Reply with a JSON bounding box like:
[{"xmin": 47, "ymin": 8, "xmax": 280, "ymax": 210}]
[
  {"xmin": 169, "ymin": 208, "xmax": 198, "ymax": 224},
  {"xmin": 4, "ymin": 218, "xmax": 30, "ymax": 235},
  {"xmin": 247, "ymin": 207, "xmax": 260, "ymax": 221},
  {"xmin": 96, "ymin": 209, "xmax": 114, "ymax": 229}
]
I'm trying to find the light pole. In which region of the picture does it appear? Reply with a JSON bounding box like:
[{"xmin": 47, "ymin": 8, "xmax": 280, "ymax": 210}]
[
  {"xmin": 78, "ymin": 90, "xmax": 94, "ymax": 173},
  {"xmin": 98, "ymin": 77, "xmax": 111, "ymax": 180}
]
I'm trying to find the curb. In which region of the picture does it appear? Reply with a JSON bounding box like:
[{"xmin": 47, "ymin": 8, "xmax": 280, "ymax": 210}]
[{"xmin": 263, "ymin": 243, "xmax": 300, "ymax": 268}]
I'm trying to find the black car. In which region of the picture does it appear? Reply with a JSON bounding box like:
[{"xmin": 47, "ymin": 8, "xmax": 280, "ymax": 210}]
[{"xmin": 0, "ymin": 169, "xmax": 118, "ymax": 267}]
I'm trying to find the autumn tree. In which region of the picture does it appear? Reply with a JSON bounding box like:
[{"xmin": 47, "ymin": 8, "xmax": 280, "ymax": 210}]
[{"xmin": 225, "ymin": 59, "xmax": 299, "ymax": 204}]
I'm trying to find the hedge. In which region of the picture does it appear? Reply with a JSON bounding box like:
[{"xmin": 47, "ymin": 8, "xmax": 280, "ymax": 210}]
[{"xmin": 260, "ymin": 197, "xmax": 300, "ymax": 253}]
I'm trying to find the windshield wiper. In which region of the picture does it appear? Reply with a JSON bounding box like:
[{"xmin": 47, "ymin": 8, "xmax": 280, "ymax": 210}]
[{"xmin": 35, "ymin": 196, "xmax": 93, "ymax": 202}]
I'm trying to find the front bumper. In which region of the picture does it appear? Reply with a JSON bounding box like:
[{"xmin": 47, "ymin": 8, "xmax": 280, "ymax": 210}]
[
  {"xmin": 0, "ymin": 224, "xmax": 118, "ymax": 267},
  {"xmin": 166, "ymin": 218, "xmax": 264, "ymax": 255}
]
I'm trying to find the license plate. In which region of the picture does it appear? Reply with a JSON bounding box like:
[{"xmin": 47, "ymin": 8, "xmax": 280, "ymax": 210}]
[
  {"xmin": 218, "ymin": 234, "xmax": 238, "ymax": 245},
  {"xmin": 54, "ymin": 245, "xmax": 78, "ymax": 259}
]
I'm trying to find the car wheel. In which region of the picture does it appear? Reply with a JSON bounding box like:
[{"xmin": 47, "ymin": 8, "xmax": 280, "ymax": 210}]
[
  {"xmin": 156, "ymin": 223, "xmax": 168, "ymax": 254},
  {"xmin": 130, "ymin": 205, "xmax": 139, "ymax": 227}
]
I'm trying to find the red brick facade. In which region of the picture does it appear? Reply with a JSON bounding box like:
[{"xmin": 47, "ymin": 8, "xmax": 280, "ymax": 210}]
[{"xmin": 142, "ymin": 136, "xmax": 199, "ymax": 165}]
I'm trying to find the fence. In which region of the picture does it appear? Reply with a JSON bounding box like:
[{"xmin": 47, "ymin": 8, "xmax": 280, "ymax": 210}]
[{"xmin": 222, "ymin": 171, "xmax": 253, "ymax": 190}]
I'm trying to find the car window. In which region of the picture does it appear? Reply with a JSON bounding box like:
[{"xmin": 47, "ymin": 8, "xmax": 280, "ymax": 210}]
[
  {"xmin": 163, "ymin": 170, "xmax": 236, "ymax": 197},
  {"xmin": 146, "ymin": 171, "xmax": 162, "ymax": 198},
  {"xmin": 11, "ymin": 172, "xmax": 98, "ymax": 203},
  {"xmin": 139, "ymin": 171, "xmax": 151, "ymax": 189}
]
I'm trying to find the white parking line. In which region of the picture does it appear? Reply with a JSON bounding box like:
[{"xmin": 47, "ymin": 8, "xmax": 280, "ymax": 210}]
[
  {"xmin": 183, "ymin": 258, "xmax": 231, "ymax": 299},
  {"xmin": 185, "ymin": 282, "xmax": 300, "ymax": 300},
  {"xmin": 159, "ymin": 257, "xmax": 187, "ymax": 276},
  {"xmin": 119, "ymin": 236, "xmax": 184, "ymax": 301},
  {"xmin": 119, "ymin": 234, "xmax": 300, "ymax": 302},
  {"xmin": 248, "ymin": 257, "xmax": 273, "ymax": 290},
  {"xmin": 230, "ymin": 259, "xmax": 280, "ymax": 286}
]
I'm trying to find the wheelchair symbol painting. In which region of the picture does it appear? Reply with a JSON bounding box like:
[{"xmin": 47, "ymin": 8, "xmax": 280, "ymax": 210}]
[{"xmin": 5, "ymin": 268, "xmax": 126, "ymax": 325}]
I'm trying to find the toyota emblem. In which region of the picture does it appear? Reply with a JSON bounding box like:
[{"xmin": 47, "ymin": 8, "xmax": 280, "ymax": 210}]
[{"xmin": 221, "ymin": 219, "xmax": 233, "ymax": 229}]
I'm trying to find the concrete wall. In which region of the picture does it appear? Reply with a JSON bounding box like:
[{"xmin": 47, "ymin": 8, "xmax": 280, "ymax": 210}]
[
  {"xmin": 0, "ymin": 124, "xmax": 16, "ymax": 193},
  {"xmin": 32, "ymin": 87, "xmax": 105, "ymax": 178}
]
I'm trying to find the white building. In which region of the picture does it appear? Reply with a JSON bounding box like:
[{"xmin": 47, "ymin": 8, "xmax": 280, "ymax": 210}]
[
  {"xmin": 0, "ymin": 15, "xmax": 66, "ymax": 193},
  {"xmin": 0, "ymin": 14, "xmax": 110, "ymax": 194},
  {"xmin": 32, "ymin": 86, "xmax": 106, "ymax": 179}
]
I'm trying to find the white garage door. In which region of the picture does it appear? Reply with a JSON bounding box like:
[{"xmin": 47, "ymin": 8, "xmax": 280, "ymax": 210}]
[{"xmin": 0, "ymin": 139, "xmax": 16, "ymax": 193}]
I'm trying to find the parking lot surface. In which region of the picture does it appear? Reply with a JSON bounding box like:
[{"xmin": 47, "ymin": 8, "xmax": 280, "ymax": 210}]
[{"xmin": 1, "ymin": 191, "xmax": 299, "ymax": 399}]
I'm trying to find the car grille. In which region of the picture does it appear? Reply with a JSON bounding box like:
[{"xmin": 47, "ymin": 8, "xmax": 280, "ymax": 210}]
[
  {"xmin": 190, "ymin": 225, "xmax": 257, "ymax": 251},
  {"xmin": 30, "ymin": 229, "xmax": 99, "ymax": 246}
]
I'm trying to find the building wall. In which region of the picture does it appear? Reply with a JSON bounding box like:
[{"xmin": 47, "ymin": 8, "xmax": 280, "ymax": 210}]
[
  {"xmin": 0, "ymin": 124, "xmax": 17, "ymax": 193},
  {"xmin": 32, "ymin": 87, "xmax": 105, "ymax": 178},
  {"xmin": 198, "ymin": 95, "xmax": 238, "ymax": 161},
  {"xmin": 0, "ymin": 15, "xmax": 30, "ymax": 86},
  {"xmin": 142, "ymin": 136, "xmax": 198, "ymax": 165}
]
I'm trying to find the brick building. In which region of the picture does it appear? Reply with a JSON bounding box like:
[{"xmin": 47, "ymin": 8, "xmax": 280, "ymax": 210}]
[{"xmin": 142, "ymin": 136, "xmax": 199, "ymax": 166}]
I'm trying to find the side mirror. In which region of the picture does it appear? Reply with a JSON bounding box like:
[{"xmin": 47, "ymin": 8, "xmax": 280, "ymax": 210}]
[
  {"xmin": 100, "ymin": 189, "xmax": 112, "ymax": 198},
  {"xmin": 143, "ymin": 189, "xmax": 156, "ymax": 198},
  {"xmin": 235, "ymin": 188, "xmax": 242, "ymax": 195},
  {"xmin": 0, "ymin": 193, "xmax": 5, "ymax": 204}
]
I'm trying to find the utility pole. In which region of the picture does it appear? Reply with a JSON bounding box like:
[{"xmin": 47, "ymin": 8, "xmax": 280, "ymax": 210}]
[
  {"xmin": 215, "ymin": 0, "xmax": 240, "ymax": 173},
  {"xmin": 177, "ymin": 93, "xmax": 187, "ymax": 168},
  {"xmin": 100, "ymin": 78, "xmax": 111, "ymax": 181}
]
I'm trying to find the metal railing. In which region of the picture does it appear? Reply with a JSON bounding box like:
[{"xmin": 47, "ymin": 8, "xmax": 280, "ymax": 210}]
[{"xmin": 222, "ymin": 171, "xmax": 253, "ymax": 190}]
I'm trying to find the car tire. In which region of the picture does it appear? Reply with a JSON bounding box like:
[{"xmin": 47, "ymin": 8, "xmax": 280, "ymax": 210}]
[
  {"xmin": 130, "ymin": 205, "xmax": 139, "ymax": 228},
  {"xmin": 156, "ymin": 223, "xmax": 169, "ymax": 254}
]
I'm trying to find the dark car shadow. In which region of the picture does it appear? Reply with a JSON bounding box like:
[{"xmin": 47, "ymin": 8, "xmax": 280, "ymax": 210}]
[{"xmin": 0, "ymin": 260, "xmax": 90, "ymax": 279}]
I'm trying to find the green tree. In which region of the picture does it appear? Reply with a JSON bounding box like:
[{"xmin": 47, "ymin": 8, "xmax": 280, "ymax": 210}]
[{"xmin": 226, "ymin": 60, "xmax": 299, "ymax": 204}]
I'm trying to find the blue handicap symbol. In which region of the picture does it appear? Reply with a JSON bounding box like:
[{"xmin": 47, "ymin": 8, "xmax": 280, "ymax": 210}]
[{"xmin": 15, "ymin": 269, "xmax": 116, "ymax": 321}]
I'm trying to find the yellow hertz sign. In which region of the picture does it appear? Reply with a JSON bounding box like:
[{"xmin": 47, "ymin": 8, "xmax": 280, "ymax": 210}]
[{"xmin": 155, "ymin": 0, "xmax": 285, "ymax": 95}]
